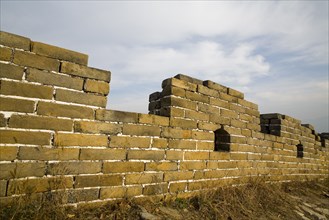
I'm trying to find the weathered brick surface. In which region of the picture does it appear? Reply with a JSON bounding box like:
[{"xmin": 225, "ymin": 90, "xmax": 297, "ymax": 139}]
[
  {"xmin": 9, "ymin": 115, "xmax": 73, "ymax": 131},
  {"xmin": 0, "ymin": 97, "xmax": 35, "ymax": 113},
  {"xmin": 170, "ymin": 118, "xmax": 197, "ymax": 129},
  {"xmin": 61, "ymin": 61, "xmax": 111, "ymax": 82},
  {"xmin": 13, "ymin": 50, "xmax": 60, "ymax": 71},
  {"xmin": 168, "ymin": 139, "xmax": 196, "ymax": 150},
  {"xmin": 0, "ymin": 162, "xmax": 46, "ymax": 179},
  {"xmin": 1, "ymin": 31, "xmax": 328, "ymax": 205},
  {"xmin": 54, "ymin": 133, "xmax": 108, "ymax": 147},
  {"xmin": 0, "ymin": 63, "xmax": 24, "ymax": 80},
  {"xmin": 0, "ymin": 130, "xmax": 51, "ymax": 145},
  {"xmin": 0, "ymin": 113, "xmax": 6, "ymax": 127},
  {"xmin": 103, "ymin": 162, "xmax": 144, "ymax": 173},
  {"xmin": 7, "ymin": 177, "xmax": 73, "ymax": 196},
  {"xmin": 96, "ymin": 109, "xmax": 138, "ymax": 123},
  {"xmin": 0, "ymin": 80, "xmax": 53, "ymax": 99},
  {"xmin": 74, "ymin": 121, "xmax": 121, "ymax": 134},
  {"xmin": 128, "ymin": 150, "xmax": 165, "ymax": 160},
  {"xmin": 56, "ymin": 89, "xmax": 107, "ymax": 107},
  {"xmin": 31, "ymin": 41, "xmax": 88, "ymax": 65},
  {"xmin": 0, "ymin": 47, "xmax": 12, "ymax": 61},
  {"xmin": 37, "ymin": 101, "xmax": 94, "ymax": 119},
  {"xmin": 161, "ymin": 127, "xmax": 192, "ymax": 139},
  {"xmin": 143, "ymin": 183, "xmax": 168, "ymax": 195},
  {"xmin": 100, "ymin": 187, "xmax": 126, "ymax": 199},
  {"xmin": 145, "ymin": 162, "xmax": 178, "ymax": 171},
  {"xmin": 27, "ymin": 68, "xmax": 84, "ymax": 90},
  {"xmin": 139, "ymin": 114, "xmax": 169, "ymax": 126},
  {"xmin": 0, "ymin": 147, "xmax": 18, "ymax": 161},
  {"xmin": 75, "ymin": 175, "xmax": 122, "ymax": 188},
  {"xmin": 80, "ymin": 148, "xmax": 126, "ymax": 160},
  {"xmin": 84, "ymin": 79, "xmax": 109, "ymax": 95},
  {"xmin": 125, "ymin": 173, "xmax": 163, "ymax": 184},
  {"xmin": 123, "ymin": 124, "xmax": 161, "ymax": 136},
  {"xmin": 48, "ymin": 162, "xmax": 102, "ymax": 175},
  {"xmin": 18, "ymin": 147, "xmax": 79, "ymax": 161},
  {"xmin": 110, "ymin": 136, "xmax": 151, "ymax": 148},
  {"xmin": 0, "ymin": 31, "xmax": 31, "ymax": 51},
  {"xmin": 0, "ymin": 180, "xmax": 7, "ymax": 197}
]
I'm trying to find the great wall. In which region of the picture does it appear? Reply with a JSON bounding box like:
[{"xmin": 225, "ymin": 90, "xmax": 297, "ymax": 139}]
[{"xmin": 0, "ymin": 31, "xmax": 328, "ymax": 207}]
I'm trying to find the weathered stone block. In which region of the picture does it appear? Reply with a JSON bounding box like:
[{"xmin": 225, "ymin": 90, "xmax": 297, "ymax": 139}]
[
  {"xmin": 74, "ymin": 120, "xmax": 122, "ymax": 134},
  {"xmin": 75, "ymin": 175, "xmax": 122, "ymax": 188},
  {"xmin": 37, "ymin": 101, "xmax": 94, "ymax": 119},
  {"xmin": 9, "ymin": 115, "xmax": 73, "ymax": 131},
  {"xmin": 170, "ymin": 118, "xmax": 197, "ymax": 129},
  {"xmin": 0, "ymin": 31, "xmax": 31, "ymax": 51},
  {"xmin": 221, "ymin": 109, "xmax": 238, "ymax": 119},
  {"xmin": 162, "ymin": 85, "xmax": 186, "ymax": 97},
  {"xmin": 0, "ymin": 113, "xmax": 5, "ymax": 127},
  {"xmin": 152, "ymin": 138, "xmax": 168, "ymax": 148},
  {"xmin": 139, "ymin": 114, "xmax": 169, "ymax": 126},
  {"xmin": 185, "ymin": 110, "xmax": 209, "ymax": 121},
  {"xmin": 159, "ymin": 106, "xmax": 185, "ymax": 117},
  {"xmin": 55, "ymin": 89, "xmax": 107, "ymax": 107},
  {"xmin": 80, "ymin": 148, "xmax": 126, "ymax": 160},
  {"xmin": 161, "ymin": 96, "xmax": 197, "ymax": 110},
  {"xmin": 198, "ymin": 103, "xmax": 219, "ymax": 114},
  {"xmin": 0, "ymin": 180, "xmax": 7, "ymax": 197},
  {"xmin": 203, "ymin": 80, "xmax": 227, "ymax": 92},
  {"xmin": 123, "ymin": 124, "xmax": 161, "ymax": 136},
  {"xmin": 186, "ymin": 91, "xmax": 209, "ymax": 103},
  {"xmin": 197, "ymin": 85, "xmax": 219, "ymax": 97},
  {"xmin": 27, "ymin": 68, "xmax": 83, "ymax": 90},
  {"xmin": 174, "ymin": 74, "xmax": 203, "ymax": 85},
  {"xmin": 209, "ymin": 97, "xmax": 230, "ymax": 109},
  {"xmin": 163, "ymin": 171, "xmax": 194, "ymax": 181},
  {"xmin": 7, "ymin": 177, "xmax": 73, "ymax": 196},
  {"xmin": 0, "ymin": 63, "xmax": 24, "ymax": 80},
  {"xmin": 48, "ymin": 162, "xmax": 102, "ymax": 175},
  {"xmin": 166, "ymin": 150, "xmax": 184, "ymax": 160},
  {"xmin": 227, "ymin": 87, "xmax": 244, "ymax": 99},
  {"xmin": 219, "ymin": 93, "xmax": 238, "ymax": 103},
  {"xmin": 162, "ymin": 77, "xmax": 197, "ymax": 91},
  {"xmin": 125, "ymin": 173, "xmax": 163, "ymax": 184},
  {"xmin": 61, "ymin": 61, "xmax": 111, "ymax": 82},
  {"xmin": 127, "ymin": 150, "xmax": 165, "ymax": 160},
  {"xmin": 0, "ymin": 80, "xmax": 53, "ymax": 99},
  {"xmin": 0, "ymin": 97, "xmax": 35, "ymax": 113},
  {"xmin": 13, "ymin": 50, "xmax": 60, "ymax": 71},
  {"xmin": 145, "ymin": 162, "xmax": 177, "ymax": 171},
  {"xmin": 96, "ymin": 109, "xmax": 138, "ymax": 123},
  {"xmin": 184, "ymin": 151, "xmax": 209, "ymax": 160},
  {"xmin": 180, "ymin": 161, "xmax": 206, "ymax": 170},
  {"xmin": 54, "ymin": 133, "xmax": 108, "ymax": 147},
  {"xmin": 0, "ymin": 162, "xmax": 46, "ymax": 179},
  {"xmin": 169, "ymin": 182, "xmax": 187, "ymax": 193},
  {"xmin": 198, "ymin": 121, "xmax": 220, "ymax": 131},
  {"xmin": 143, "ymin": 183, "xmax": 168, "ymax": 195},
  {"xmin": 0, "ymin": 130, "xmax": 51, "ymax": 145},
  {"xmin": 103, "ymin": 162, "xmax": 144, "ymax": 173},
  {"xmin": 110, "ymin": 136, "xmax": 151, "ymax": 148},
  {"xmin": 31, "ymin": 41, "xmax": 88, "ymax": 65},
  {"xmin": 0, "ymin": 47, "xmax": 12, "ymax": 61},
  {"xmin": 168, "ymin": 139, "xmax": 196, "ymax": 150},
  {"xmin": 18, "ymin": 147, "xmax": 79, "ymax": 161},
  {"xmin": 100, "ymin": 187, "xmax": 126, "ymax": 199},
  {"xmin": 192, "ymin": 130, "xmax": 214, "ymax": 140},
  {"xmin": 0, "ymin": 146, "xmax": 18, "ymax": 161},
  {"xmin": 238, "ymin": 99, "xmax": 258, "ymax": 110},
  {"xmin": 84, "ymin": 79, "xmax": 109, "ymax": 95},
  {"xmin": 161, "ymin": 127, "xmax": 192, "ymax": 139},
  {"xmin": 197, "ymin": 141, "xmax": 214, "ymax": 150}
]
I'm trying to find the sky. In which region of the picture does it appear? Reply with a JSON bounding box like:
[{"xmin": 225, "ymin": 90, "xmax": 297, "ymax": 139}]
[{"xmin": 1, "ymin": 1, "xmax": 328, "ymax": 132}]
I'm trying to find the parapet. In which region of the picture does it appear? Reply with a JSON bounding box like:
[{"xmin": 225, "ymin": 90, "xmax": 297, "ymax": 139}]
[{"xmin": 0, "ymin": 31, "xmax": 328, "ymax": 206}]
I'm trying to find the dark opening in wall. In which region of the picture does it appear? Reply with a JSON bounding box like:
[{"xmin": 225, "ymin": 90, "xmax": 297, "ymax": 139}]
[
  {"xmin": 297, "ymin": 143, "xmax": 303, "ymax": 158},
  {"xmin": 214, "ymin": 127, "xmax": 230, "ymax": 152}
]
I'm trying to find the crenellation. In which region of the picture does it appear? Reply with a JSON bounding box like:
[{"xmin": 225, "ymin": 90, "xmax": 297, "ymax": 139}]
[{"xmin": 0, "ymin": 31, "xmax": 328, "ymax": 205}]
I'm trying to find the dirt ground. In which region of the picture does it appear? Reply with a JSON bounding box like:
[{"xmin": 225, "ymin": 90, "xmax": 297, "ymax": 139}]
[{"xmin": 69, "ymin": 179, "xmax": 329, "ymax": 220}]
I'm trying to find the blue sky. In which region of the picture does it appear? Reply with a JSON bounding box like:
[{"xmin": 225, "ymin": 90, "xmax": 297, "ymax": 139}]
[{"xmin": 1, "ymin": 1, "xmax": 328, "ymax": 132}]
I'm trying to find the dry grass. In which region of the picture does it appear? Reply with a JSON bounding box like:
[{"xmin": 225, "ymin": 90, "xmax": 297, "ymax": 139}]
[{"xmin": 1, "ymin": 177, "xmax": 328, "ymax": 220}]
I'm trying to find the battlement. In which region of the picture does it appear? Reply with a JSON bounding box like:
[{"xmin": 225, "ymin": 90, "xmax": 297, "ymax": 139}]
[{"xmin": 0, "ymin": 31, "xmax": 328, "ymax": 206}]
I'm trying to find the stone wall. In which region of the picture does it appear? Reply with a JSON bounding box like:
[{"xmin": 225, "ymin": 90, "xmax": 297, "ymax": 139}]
[{"xmin": 0, "ymin": 31, "xmax": 328, "ymax": 206}]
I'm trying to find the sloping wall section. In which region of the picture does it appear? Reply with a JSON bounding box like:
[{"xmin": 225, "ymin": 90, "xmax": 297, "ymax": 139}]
[{"xmin": 0, "ymin": 31, "xmax": 328, "ymax": 206}]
